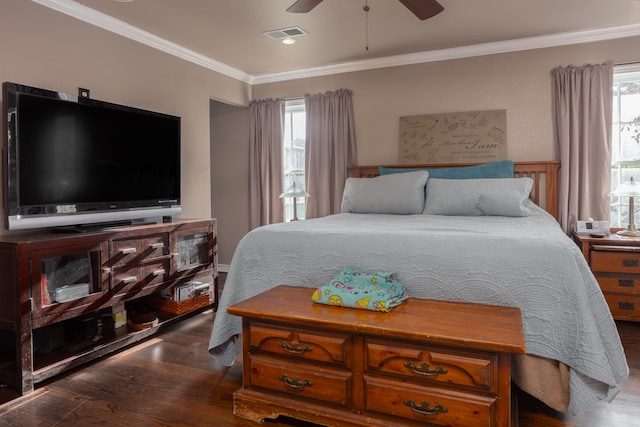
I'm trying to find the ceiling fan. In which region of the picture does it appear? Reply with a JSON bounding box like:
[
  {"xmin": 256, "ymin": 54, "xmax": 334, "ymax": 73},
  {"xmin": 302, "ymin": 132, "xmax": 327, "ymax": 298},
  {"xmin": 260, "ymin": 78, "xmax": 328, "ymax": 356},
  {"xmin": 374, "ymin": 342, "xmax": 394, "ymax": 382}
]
[{"xmin": 286, "ymin": 0, "xmax": 444, "ymax": 20}]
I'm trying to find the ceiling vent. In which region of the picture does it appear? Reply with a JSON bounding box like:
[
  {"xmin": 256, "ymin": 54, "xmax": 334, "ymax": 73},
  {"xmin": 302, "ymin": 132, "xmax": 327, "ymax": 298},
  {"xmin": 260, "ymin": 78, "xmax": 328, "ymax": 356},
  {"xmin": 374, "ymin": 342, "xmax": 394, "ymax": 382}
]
[{"xmin": 263, "ymin": 26, "xmax": 308, "ymax": 40}]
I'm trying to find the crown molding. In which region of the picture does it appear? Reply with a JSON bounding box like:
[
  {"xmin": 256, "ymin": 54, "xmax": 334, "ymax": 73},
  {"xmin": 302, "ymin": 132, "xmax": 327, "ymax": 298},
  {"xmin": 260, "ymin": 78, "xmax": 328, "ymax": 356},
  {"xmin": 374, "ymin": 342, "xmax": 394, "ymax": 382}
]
[
  {"xmin": 31, "ymin": 0, "xmax": 252, "ymax": 83},
  {"xmin": 32, "ymin": 0, "xmax": 640, "ymax": 86},
  {"xmin": 251, "ymin": 23, "xmax": 640, "ymax": 84}
]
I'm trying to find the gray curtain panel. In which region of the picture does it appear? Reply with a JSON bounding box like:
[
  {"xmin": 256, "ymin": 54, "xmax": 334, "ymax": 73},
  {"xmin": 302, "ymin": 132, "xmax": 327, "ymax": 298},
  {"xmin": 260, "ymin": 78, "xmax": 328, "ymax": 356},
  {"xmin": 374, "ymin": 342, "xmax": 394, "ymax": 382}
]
[
  {"xmin": 304, "ymin": 89, "xmax": 358, "ymax": 219},
  {"xmin": 249, "ymin": 98, "xmax": 285, "ymax": 228},
  {"xmin": 551, "ymin": 62, "xmax": 613, "ymax": 233}
]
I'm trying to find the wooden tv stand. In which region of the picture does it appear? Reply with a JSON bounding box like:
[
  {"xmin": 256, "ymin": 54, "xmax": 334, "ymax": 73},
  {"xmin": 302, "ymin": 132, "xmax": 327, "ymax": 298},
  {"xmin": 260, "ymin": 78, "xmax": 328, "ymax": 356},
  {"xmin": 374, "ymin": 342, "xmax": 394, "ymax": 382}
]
[
  {"xmin": 0, "ymin": 218, "xmax": 217, "ymax": 395},
  {"xmin": 228, "ymin": 285, "xmax": 525, "ymax": 427}
]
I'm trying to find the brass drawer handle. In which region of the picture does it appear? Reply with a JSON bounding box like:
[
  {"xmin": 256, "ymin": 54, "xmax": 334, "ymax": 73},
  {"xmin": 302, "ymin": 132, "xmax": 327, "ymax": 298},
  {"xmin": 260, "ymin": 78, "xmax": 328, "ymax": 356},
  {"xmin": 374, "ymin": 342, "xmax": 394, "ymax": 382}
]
[
  {"xmin": 403, "ymin": 399, "xmax": 448, "ymax": 416},
  {"xmin": 279, "ymin": 340, "xmax": 312, "ymax": 354},
  {"xmin": 619, "ymin": 302, "xmax": 635, "ymax": 310},
  {"xmin": 403, "ymin": 361, "xmax": 448, "ymax": 376},
  {"xmin": 622, "ymin": 259, "xmax": 639, "ymax": 267},
  {"xmin": 619, "ymin": 279, "xmax": 635, "ymax": 288},
  {"xmin": 278, "ymin": 374, "xmax": 312, "ymax": 390}
]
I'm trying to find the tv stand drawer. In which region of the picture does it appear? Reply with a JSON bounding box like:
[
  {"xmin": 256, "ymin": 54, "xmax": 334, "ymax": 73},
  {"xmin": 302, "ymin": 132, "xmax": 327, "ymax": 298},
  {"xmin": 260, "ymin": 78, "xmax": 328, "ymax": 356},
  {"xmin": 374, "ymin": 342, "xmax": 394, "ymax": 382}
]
[{"xmin": 111, "ymin": 234, "xmax": 169, "ymax": 267}]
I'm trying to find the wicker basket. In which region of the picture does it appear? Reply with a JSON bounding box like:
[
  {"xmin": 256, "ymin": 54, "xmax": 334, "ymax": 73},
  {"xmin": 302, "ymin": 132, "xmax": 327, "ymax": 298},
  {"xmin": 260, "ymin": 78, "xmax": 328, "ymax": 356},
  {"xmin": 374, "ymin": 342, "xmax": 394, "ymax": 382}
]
[{"xmin": 147, "ymin": 293, "xmax": 212, "ymax": 315}]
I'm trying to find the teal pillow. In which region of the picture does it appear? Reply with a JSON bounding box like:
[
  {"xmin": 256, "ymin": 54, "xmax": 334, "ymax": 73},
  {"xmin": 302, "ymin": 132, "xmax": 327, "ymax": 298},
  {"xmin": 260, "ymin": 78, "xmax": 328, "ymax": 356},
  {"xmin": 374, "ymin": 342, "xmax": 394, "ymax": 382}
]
[
  {"xmin": 379, "ymin": 160, "xmax": 514, "ymax": 199},
  {"xmin": 378, "ymin": 160, "xmax": 515, "ymax": 179}
]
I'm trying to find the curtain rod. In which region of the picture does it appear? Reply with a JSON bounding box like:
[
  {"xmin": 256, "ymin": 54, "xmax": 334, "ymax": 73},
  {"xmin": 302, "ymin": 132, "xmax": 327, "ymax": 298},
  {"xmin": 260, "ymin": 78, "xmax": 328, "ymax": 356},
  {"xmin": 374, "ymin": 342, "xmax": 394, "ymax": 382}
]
[
  {"xmin": 284, "ymin": 97, "xmax": 305, "ymax": 106},
  {"xmin": 614, "ymin": 62, "xmax": 640, "ymax": 73},
  {"xmin": 614, "ymin": 61, "xmax": 640, "ymax": 66}
]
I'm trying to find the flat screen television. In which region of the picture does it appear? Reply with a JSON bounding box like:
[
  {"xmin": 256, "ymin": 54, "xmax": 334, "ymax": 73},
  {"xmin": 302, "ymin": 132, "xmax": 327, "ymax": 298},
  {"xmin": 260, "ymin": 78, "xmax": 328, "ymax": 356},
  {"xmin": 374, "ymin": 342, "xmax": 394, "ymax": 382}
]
[{"xmin": 2, "ymin": 82, "xmax": 181, "ymax": 231}]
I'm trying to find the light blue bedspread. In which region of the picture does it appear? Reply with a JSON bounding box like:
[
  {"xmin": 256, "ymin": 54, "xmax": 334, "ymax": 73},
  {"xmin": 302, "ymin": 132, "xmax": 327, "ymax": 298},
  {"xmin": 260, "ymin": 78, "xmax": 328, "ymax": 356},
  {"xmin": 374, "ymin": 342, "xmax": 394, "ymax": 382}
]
[{"xmin": 208, "ymin": 202, "xmax": 628, "ymax": 415}]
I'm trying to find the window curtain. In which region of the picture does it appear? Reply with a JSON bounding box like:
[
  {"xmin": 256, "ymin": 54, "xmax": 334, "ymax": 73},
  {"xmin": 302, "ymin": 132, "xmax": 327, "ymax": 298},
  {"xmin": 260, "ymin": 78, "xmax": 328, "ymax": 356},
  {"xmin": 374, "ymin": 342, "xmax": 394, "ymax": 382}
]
[
  {"xmin": 249, "ymin": 98, "xmax": 285, "ymax": 228},
  {"xmin": 551, "ymin": 62, "xmax": 613, "ymax": 233},
  {"xmin": 304, "ymin": 89, "xmax": 358, "ymax": 219}
]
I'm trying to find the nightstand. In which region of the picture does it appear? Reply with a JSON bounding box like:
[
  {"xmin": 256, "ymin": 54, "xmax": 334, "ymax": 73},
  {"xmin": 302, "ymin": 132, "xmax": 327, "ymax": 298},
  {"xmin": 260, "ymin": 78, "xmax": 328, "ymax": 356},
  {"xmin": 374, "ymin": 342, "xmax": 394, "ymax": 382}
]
[{"xmin": 573, "ymin": 231, "xmax": 640, "ymax": 322}]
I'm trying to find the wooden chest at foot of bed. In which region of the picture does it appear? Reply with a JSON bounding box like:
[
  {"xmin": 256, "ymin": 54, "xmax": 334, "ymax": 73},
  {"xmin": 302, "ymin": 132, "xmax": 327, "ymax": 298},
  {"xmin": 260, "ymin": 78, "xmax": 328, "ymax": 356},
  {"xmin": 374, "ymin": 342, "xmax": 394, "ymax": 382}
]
[{"xmin": 227, "ymin": 285, "xmax": 525, "ymax": 427}]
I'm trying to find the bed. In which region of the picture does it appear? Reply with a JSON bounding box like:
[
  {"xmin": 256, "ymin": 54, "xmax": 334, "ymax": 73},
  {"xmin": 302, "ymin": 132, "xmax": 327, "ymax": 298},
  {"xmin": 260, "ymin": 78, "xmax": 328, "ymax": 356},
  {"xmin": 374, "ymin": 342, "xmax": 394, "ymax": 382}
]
[{"xmin": 208, "ymin": 160, "xmax": 629, "ymax": 416}]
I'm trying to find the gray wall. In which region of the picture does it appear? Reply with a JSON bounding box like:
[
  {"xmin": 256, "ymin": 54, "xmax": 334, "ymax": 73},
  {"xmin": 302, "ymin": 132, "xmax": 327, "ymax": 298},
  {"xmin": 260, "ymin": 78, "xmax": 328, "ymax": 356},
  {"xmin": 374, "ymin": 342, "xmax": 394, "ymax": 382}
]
[
  {"xmin": 210, "ymin": 101, "xmax": 250, "ymax": 266},
  {"xmin": 0, "ymin": 0, "xmax": 250, "ymax": 238},
  {"xmin": 210, "ymin": 36, "xmax": 640, "ymax": 264},
  {"xmin": 3, "ymin": 0, "xmax": 640, "ymax": 266}
]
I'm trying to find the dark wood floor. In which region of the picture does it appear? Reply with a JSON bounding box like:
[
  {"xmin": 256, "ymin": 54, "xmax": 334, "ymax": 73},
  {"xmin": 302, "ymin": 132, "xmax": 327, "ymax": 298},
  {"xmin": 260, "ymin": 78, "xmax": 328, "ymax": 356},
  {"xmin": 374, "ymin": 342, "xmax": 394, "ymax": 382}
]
[{"xmin": 1, "ymin": 307, "xmax": 638, "ymax": 426}]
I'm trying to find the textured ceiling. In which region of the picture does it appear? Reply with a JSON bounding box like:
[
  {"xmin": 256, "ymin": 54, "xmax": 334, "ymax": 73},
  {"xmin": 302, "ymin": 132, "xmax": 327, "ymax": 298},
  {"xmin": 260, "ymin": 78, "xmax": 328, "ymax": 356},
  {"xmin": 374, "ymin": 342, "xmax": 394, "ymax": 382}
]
[{"xmin": 47, "ymin": 0, "xmax": 640, "ymax": 81}]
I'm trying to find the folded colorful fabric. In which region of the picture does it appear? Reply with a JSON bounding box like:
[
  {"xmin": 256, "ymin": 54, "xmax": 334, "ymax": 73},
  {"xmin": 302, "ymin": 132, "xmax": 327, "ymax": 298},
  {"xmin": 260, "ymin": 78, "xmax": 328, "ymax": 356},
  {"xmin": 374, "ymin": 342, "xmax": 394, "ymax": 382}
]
[{"xmin": 311, "ymin": 268, "xmax": 408, "ymax": 312}]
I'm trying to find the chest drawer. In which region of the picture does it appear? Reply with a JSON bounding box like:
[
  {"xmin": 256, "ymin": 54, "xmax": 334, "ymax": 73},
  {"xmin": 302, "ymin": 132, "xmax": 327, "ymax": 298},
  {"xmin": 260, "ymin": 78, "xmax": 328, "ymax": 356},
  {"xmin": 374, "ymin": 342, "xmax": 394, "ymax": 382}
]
[
  {"xmin": 249, "ymin": 323, "xmax": 351, "ymax": 366},
  {"xmin": 111, "ymin": 234, "xmax": 169, "ymax": 267},
  {"xmin": 591, "ymin": 249, "xmax": 640, "ymax": 274},
  {"xmin": 595, "ymin": 276, "xmax": 640, "ymax": 295},
  {"xmin": 364, "ymin": 375, "xmax": 495, "ymax": 427},
  {"xmin": 248, "ymin": 354, "xmax": 351, "ymax": 406},
  {"xmin": 604, "ymin": 293, "xmax": 640, "ymax": 321},
  {"xmin": 365, "ymin": 339, "xmax": 496, "ymax": 392}
]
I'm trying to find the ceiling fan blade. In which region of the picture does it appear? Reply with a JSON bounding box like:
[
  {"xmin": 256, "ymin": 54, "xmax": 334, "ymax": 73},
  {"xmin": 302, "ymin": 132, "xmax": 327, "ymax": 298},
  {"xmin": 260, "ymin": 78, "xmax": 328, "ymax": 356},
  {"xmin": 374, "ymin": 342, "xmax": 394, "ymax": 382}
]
[
  {"xmin": 397, "ymin": 0, "xmax": 444, "ymax": 20},
  {"xmin": 287, "ymin": 0, "xmax": 324, "ymax": 13}
]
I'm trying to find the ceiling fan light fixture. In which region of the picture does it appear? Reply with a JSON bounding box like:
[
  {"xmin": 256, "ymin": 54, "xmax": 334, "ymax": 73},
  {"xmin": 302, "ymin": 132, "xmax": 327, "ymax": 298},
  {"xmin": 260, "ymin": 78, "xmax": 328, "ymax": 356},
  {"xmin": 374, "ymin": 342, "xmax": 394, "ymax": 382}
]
[{"xmin": 282, "ymin": 38, "xmax": 297, "ymax": 45}]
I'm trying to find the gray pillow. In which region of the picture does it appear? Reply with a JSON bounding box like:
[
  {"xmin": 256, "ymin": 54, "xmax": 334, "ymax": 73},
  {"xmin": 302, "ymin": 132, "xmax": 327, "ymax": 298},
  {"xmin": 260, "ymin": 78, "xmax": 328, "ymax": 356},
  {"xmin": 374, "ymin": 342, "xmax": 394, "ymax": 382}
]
[
  {"xmin": 423, "ymin": 177, "xmax": 534, "ymax": 216},
  {"xmin": 341, "ymin": 171, "xmax": 429, "ymax": 214}
]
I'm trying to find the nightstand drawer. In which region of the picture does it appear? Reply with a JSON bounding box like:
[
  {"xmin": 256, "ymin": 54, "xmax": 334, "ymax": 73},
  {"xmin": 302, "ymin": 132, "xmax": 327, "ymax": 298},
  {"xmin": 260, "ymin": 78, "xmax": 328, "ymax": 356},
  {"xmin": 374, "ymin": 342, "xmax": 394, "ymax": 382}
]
[
  {"xmin": 595, "ymin": 276, "xmax": 640, "ymax": 295},
  {"xmin": 591, "ymin": 250, "xmax": 640, "ymax": 274},
  {"xmin": 365, "ymin": 339, "xmax": 495, "ymax": 392},
  {"xmin": 248, "ymin": 354, "xmax": 351, "ymax": 406},
  {"xmin": 604, "ymin": 293, "xmax": 640, "ymax": 321},
  {"xmin": 249, "ymin": 323, "xmax": 351, "ymax": 366},
  {"xmin": 364, "ymin": 375, "xmax": 495, "ymax": 427}
]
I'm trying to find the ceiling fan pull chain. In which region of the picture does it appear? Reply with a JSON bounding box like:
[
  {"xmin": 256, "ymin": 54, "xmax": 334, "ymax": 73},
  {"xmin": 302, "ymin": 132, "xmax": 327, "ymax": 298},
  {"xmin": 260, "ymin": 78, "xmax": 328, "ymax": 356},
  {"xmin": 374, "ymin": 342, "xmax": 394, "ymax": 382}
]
[{"xmin": 363, "ymin": 0, "xmax": 370, "ymax": 51}]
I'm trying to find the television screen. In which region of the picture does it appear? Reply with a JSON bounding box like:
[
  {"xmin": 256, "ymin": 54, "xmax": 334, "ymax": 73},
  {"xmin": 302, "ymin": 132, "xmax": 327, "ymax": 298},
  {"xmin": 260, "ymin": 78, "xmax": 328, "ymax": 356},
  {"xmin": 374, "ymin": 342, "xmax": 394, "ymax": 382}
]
[{"xmin": 2, "ymin": 82, "xmax": 181, "ymax": 231}]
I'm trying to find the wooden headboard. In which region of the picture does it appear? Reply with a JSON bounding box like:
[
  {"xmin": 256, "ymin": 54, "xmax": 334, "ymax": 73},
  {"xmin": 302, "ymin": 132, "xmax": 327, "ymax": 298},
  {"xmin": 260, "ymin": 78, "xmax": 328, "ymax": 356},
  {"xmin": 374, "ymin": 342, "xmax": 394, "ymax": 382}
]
[{"xmin": 348, "ymin": 161, "xmax": 561, "ymax": 220}]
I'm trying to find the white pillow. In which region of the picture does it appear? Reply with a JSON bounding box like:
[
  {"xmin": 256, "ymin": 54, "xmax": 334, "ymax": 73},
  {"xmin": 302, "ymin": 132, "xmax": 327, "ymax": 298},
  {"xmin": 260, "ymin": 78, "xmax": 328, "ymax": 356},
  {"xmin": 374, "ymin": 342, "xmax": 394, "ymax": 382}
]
[
  {"xmin": 341, "ymin": 171, "xmax": 429, "ymax": 214},
  {"xmin": 423, "ymin": 177, "xmax": 534, "ymax": 217}
]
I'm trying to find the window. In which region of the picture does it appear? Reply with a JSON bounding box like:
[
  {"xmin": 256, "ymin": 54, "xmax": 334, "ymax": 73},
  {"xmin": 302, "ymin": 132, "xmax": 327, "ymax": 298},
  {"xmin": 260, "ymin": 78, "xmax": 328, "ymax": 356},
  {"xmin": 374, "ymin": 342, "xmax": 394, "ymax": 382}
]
[
  {"xmin": 611, "ymin": 66, "xmax": 640, "ymax": 227},
  {"xmin": 283, "ymin": 99, "xmax": 306, "ymax": 221}
]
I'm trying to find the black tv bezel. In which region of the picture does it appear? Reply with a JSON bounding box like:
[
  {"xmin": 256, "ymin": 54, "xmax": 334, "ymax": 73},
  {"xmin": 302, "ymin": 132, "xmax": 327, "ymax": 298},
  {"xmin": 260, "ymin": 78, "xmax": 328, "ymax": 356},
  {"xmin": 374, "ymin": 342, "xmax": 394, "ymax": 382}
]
[{"xmin": 2, "ymin": 81, "xmax": 182, "ymax": 231}]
